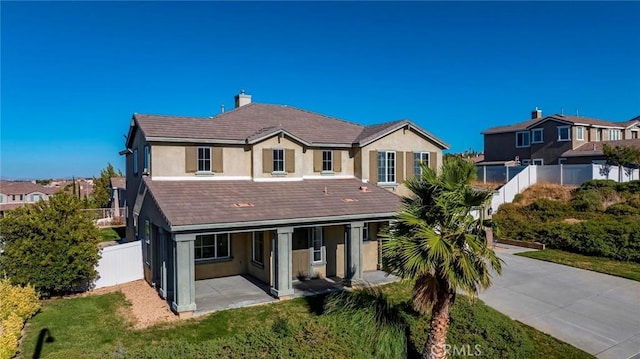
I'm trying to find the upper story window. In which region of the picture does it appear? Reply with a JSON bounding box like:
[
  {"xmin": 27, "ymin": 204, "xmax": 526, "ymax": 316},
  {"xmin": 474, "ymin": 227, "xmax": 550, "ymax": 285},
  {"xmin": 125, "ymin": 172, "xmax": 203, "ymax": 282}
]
[
  {"xmin": 195, "ymin": 233, "xmax": 230, "ymax": 261},
  {"xmin": 143, "ymin": 145, "xmax": 150, "ymax": 173},
  {"xmin": 531, "ymin": 129, "xmax": 544, "ymax": 144},
  {"xmin": 576, "ymin": 126, "xmax": 585, "ymax": 141},
  {"xmin": 378, "ymin": 151, "xmax": 396, "ymax": 183},
  {"xmin": 558, "ymin": 126, "xmax": 571, "ymax": 141},
  {"xmin": 609, "ymin": 129, "xmax": 621, "ymax": 141},
  {"xmin": 596, "ymin": 129, "xmax": 602, "ymax": 141},
  {"xmin": 515, "ymin": 131, "xmax": 530, "ymax": 147},
  {"xmin": 414, "ymin": 152, "xmax": 429, "ymax": 176},
  {"xmin": 133, "ymin": 148, "xmax": 139, "ymax": 176},
  {"xmin": 273, "ymin": 148, "xmax": 285, "ymax": 172},
  {"xmin": 198, "ymin": 147, "xmax": 212, "ymax": 172},
  {"xmin": 322, "ymin": 150, "xmax": 333, "ymax": 172}
]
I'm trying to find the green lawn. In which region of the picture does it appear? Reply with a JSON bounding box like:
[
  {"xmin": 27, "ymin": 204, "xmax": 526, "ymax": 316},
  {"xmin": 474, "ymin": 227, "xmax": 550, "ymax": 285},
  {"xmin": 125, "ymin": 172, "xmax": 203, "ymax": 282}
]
[
  {"xmin": 516, "ymin": 249, "xmax": 640, "ymax": 281},
  {"xmin": 21, "ymin": 282, "xmax": 593, "ymax": 359},
  {"xmin": 97, "ymin": 228, "xmax": 121, "ymax": 242}
]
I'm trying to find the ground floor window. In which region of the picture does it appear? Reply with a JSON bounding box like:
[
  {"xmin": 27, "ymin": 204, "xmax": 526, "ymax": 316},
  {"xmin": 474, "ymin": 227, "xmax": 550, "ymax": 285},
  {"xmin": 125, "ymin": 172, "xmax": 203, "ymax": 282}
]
[
  {"xmin": 363, "ymin": 223, "xmax": 370, "ymax": 241},
  {"xmin": 310, "ymin": 227, "xmax": 323, "ymax": 263},
  {"xmin": 195, "ymin": 233, "xmax": 230, "ymax": 260},
  {"xmin": 252, "ymin": 232, "xmax": 264, "ymax": 265},
  {"xmin": 144, "ymin": 220, "xmax": 151, "ymax": 265}
]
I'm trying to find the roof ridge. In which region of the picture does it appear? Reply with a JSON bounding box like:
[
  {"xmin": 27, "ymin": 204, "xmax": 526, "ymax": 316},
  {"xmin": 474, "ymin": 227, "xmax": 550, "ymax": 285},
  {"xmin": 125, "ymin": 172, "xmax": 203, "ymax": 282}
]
[{"xmin": 135, "ymin": 113, "xmax": 212, "ymax": 120}]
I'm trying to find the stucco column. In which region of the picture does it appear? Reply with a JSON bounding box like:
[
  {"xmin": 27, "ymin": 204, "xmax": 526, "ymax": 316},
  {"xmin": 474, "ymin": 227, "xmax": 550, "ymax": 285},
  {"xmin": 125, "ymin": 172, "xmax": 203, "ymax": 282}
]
[
  {"xmin": 171, "ymin": 233, "xmax": 196, "ymax": 316},
  {"xmin": 271, "ymin": 227, "xmax": 294, "ymax": 298},
  {"xmin": 344, "ymin": 221, "xmax": 364, "ymax": 286}
]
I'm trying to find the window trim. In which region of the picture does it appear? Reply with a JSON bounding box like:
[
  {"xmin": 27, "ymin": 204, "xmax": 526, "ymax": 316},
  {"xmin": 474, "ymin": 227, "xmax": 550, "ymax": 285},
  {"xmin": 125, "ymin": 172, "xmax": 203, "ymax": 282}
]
[
  {"xmin": 521, "ymin": 159, "xmax": 532, "ymax": 166},
  {"xmin": 143, "ymin": 145, "xmax": 150, "ymax": 173},
  {"xmin": 576, "ymin": 126, "xmax": 585, "ymax": 141},
  {"xmin": 631, "ymin": 130, "xmax": 639, "ymax": 139},
  {"xmin": 413, "ymin": 152, "xmax": 430, "ymax": 176},
  {"xmin": 531, "ymin": 128, "xmax": 544, "ymax": 144},
  {"xmin": 252, "ymin": 232, "xmax": 264, "ymax": 266},
  {"xmin": 596, "ymin": 129, "xmax": 602, "ymax": 141},
  {"xmin": 558, "ymin": 158, "xmax": 567, "ymax": 165},
  {"xmin": 363, "ymin": 223, "xmax": 370, "ymax": 241},
  {"xmin": 378, "ymin": 150, "xmax": 397, "ymax": 184},
  {"xmin": 609, "ymin": 129, "xmax": 621, "ymax": 141},
  {"xmin": 558, "ymin": 126, "xmax": 571, "ymax": 141},
  {"xmin": 272, "ymin": 148, "xmax": 285, "ymax": 174},
  {"xmin": 310, "ymin": 227, "xmax": 324, "ymax": 264},
  {"xmin": 515, "ymin": 131, "xmax": 531, "ymax": 148},
  {"xmin": 133, "ymin": 148, "xmax": 139, "ymax": 176},
  {"xmin": 532, "ymin": 158, "xmax": 544, "ymax": 165},
  {"xmin": 195, "ymin": 233, "xmax": 231, "ymax": 262},
  {"xmin": 197, "ymin": 146, "xmax": 213, "ymax": 173},
  {"xmin": 144, "ymin": 219, "xmax": 151, "ymax": 266},
  {"xmin": 322, "ymin": 150, "xmax": 333, "ymax": 172}
]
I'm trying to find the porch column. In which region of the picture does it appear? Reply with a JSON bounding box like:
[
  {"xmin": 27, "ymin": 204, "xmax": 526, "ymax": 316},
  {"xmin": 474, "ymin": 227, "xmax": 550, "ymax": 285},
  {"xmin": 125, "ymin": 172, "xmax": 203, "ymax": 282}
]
[
  {"xmin": 344, "ymin": 221, "xmax": 364, "ymax": 286},
  {"xmin": 171, "ymin": 233, "xmax": 196, "ymax": 317},
  {"xmin": 271, "ymin": 227, "xmax": 294, "ymax": 298}
]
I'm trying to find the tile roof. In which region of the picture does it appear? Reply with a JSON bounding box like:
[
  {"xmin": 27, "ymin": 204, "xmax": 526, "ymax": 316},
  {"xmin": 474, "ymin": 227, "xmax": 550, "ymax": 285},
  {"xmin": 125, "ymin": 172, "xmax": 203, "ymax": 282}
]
[
  {"xmin": 482, "ymin": 114, "xmax": 639, "ymax": 135},
  {"xmin": 132, "ymin": 103, "xmax": 448, "ymax": 148},
  {"xmin": 0, "ymin": 181, "xmax": 58, "ymax": 195},
  {"xmin": 110, "ymin": 177, "xmax": 126, "ymax": 189},
  {"xmin": 561, "ymin": 139, "xmax": 640, "ymax": 157},
  {"xmin": 143, "ymin": 178, "xmax": 402, "ymax": 228}
]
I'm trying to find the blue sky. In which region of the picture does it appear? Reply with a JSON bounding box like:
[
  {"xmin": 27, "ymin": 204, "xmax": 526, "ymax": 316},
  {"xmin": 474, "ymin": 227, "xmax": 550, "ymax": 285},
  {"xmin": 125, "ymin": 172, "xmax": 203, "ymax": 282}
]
[{"xmin": 1, "ymin": 1, "xmax": 638, "ymax": 179}]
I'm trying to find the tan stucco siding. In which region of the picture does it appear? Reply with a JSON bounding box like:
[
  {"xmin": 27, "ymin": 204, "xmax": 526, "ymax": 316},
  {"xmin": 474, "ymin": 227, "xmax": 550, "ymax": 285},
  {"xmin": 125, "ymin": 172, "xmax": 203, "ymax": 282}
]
[
  {"xmin": 363, "ymin": 241, "xmax": 378, "ymax": 272},
  {"xmin": 361, "ymin": 128, "xmax": 443, "ymax": 195},
  {"xmin": 324, "ymin": 225, "xmax": 344, "ymax": 278},
  {"xmin": 292, "ymin": 249, "xmax": 309, "ymax": 279},
  {"xmin": 151, "ymin": 145, "xmax": 251, "ymax": 177},
  {"xmin": 195, "ymin": 233, "xmax": 249, "ymax": 280},
  {"xmin": 252, "ymin": 135, "xmax": 305, "ymax": 178}
]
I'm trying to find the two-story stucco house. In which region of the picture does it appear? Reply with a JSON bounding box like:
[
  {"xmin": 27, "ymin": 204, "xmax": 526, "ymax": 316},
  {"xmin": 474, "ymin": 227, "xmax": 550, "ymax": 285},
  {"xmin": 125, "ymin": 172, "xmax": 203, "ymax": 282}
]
[
  {"xmin": 122, "ymin": 92, "xmax": 448, "ymax": 316},
  {"xmin": 0, "ymin": 181, "xmax": 58, "ymax": 216},
  {"xmin": 481, "ymin": 108, "xmax": 640, "ymax": 165}
]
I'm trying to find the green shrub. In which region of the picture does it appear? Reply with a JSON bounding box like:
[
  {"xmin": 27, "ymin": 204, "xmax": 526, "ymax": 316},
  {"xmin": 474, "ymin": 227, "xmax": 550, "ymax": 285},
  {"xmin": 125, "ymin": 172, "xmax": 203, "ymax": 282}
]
[
  {"xmin": 0, "ymin": 279, "xmax": 41, "ymax": 359},
  {"xmin": 577, "ymin": 179, "xmax": 618, "ymax": 191},
  {"xmin": 573, "ymin": 190, "xmax": 603, "ymax": 212},
  {"xmin": 0, "ymin": 192, "xmax": 101, "ymax": 297},
  {"xmin": 605, "ymin": 203, "xmax": 640, "ymax": 216}
]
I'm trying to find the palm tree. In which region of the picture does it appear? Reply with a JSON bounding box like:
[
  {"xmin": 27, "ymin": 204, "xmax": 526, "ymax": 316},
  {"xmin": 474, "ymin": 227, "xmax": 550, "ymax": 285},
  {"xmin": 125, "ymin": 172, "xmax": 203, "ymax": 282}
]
[{"xmin": 381, "ymin": 157, "xmax": 503, "ymax": 359}]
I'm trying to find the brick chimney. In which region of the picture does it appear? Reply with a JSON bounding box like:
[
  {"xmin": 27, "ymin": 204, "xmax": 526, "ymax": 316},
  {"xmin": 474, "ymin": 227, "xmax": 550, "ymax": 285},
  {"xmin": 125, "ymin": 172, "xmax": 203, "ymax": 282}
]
[
  {"xmin": 234, "ymin": 90, "xmax": 252, "ymax": 108},
  {"xmin": 531, "ymin": 107, "xmax": 542, "ymax": 119}
]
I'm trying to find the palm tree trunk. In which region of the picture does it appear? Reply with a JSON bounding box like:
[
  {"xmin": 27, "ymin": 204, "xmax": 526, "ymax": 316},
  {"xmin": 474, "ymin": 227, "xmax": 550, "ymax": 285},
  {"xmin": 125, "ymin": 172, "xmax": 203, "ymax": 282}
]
[{"xmin": 422, "ymin": 288, "xmax": 452, "ymax": 359}]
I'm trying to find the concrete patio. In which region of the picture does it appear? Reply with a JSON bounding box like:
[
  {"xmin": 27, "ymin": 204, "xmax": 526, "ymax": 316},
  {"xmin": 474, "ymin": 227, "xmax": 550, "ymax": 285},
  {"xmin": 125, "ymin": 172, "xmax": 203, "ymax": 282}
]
[{"xmin": 194, "ymin": 270, "xmax": 398, "ymax": 316}]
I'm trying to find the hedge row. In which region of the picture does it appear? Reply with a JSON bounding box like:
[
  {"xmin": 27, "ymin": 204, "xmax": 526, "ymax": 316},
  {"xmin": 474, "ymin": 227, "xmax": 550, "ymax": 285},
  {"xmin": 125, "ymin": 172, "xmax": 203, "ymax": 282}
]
[
  {"xmin": 0, "ymin": 278, "xmax": 41, "ymax": 359},
  {"xmin": 495, "ymin": 180, "xmax": 640, "ymax": 262}
]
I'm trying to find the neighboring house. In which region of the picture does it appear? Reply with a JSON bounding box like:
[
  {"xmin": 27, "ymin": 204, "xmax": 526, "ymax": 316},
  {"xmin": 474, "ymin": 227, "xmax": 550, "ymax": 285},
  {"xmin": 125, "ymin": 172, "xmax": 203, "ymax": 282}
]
[
  {"xmin": 122, "ymin": 91, "xmax": 448, "ymax": 316},
  {"xmin": 108, "ymin": 177, "xmax": 126, "ymax": 218},
  {"xmin": 0, "ymin": 181, "xmax": 58, "ymax": 216},
  {"xmin": 481, "ymin": 109, "xmax": 640, "ymax": 165}
]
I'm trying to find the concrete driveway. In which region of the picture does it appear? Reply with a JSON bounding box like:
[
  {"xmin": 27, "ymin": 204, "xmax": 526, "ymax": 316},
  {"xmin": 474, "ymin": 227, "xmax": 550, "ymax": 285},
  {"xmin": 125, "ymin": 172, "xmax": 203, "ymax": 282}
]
[{"xmin": 480, "ymin": 245, "xmax": 640, "ymax": 359}]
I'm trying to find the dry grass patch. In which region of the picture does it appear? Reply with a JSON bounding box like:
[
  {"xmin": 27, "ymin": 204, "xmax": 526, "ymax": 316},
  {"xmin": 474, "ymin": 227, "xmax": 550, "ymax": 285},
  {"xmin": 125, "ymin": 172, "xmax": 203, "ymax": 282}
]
[
  {"xmin": 472, "ymin": 181, "xmax": 504, "ymax": 191},
  {"xmin": 562, "ymin": 218, "xmax": 583, "ymax": 224},
  {"xmin": 513, "ymin": 183, "xmax": 576, "ymax": 206}
]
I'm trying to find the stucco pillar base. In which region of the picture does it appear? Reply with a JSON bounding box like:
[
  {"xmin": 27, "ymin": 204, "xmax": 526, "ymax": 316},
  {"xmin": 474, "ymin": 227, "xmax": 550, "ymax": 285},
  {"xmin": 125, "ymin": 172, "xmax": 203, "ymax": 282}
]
[
  {"xmin": 270, "ymin": 288, "xmax": 294, "ymax": 299},
  {"xmin": 176, "ymin": 310, "xmax": 194, "ymax": 319},
  {"xmin": 171, "ymin": 302, "xmax": 197, "ymax": 314}
]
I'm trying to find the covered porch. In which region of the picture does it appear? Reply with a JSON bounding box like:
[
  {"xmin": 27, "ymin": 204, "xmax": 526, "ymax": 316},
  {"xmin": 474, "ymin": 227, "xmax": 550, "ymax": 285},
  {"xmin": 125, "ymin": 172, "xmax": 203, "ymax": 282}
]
[{"xmin": 169, "ymin": 221, "xmax": 390, "ymax": 317}]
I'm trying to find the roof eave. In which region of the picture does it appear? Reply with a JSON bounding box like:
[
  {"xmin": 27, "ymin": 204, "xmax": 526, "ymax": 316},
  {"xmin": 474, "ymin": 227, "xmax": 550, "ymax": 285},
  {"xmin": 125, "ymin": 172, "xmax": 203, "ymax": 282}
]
[
  {"xmin": 146, "ymin": 137, "xmax": 246, "ymax": 145},
  {"xmin": 169, "ymin": 212, "xmax": 398, "ymax": 232}
]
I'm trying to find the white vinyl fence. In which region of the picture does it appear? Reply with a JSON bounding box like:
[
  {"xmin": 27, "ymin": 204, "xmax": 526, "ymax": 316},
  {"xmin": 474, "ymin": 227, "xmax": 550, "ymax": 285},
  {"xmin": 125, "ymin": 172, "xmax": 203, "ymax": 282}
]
[{"xmin": 94, "ymin": 241, "xmax": 143, "ymax": 289}]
